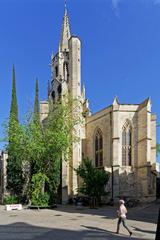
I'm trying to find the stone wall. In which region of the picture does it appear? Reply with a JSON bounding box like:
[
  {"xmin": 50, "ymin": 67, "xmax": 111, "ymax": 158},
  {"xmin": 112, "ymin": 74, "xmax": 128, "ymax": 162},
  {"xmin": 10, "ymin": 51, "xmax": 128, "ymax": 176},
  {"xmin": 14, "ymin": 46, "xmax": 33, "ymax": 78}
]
[{"xmin": 84, "ymin": 98, "xmax": 156, "ymax": 202}]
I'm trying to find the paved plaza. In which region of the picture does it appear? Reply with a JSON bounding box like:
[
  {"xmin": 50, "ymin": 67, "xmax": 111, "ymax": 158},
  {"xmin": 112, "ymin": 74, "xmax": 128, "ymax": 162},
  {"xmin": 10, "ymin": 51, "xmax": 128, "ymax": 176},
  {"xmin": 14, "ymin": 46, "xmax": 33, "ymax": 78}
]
[{"xmin": 0, "ymin": 202, "xmax": 159, "ymax": 240}]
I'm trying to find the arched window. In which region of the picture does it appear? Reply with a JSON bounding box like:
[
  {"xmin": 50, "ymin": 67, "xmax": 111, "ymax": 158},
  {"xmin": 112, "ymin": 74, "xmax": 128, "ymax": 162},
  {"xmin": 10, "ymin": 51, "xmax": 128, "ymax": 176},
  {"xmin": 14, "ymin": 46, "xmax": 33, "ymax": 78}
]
[
  {"xmin": 95, "ymin": 129, "xmax": 103, "ymax": 167},
  {"xmin": 63, "ymin": 62, "xmax": 69, "ymax": 82},
  {"xmin": 55, "ymin": 66, "xmax": 58, "ymax": 77},
  {"xmin": 122, "ymin": 121, "xmax": 132, "ymax": 166},
  {"xmin": 51, "ymin": 90, "xmax": 55, "ymax": 102},
  {"xmin": 57, "ymin": 84, "xmax": 62, "ymax": 99}
]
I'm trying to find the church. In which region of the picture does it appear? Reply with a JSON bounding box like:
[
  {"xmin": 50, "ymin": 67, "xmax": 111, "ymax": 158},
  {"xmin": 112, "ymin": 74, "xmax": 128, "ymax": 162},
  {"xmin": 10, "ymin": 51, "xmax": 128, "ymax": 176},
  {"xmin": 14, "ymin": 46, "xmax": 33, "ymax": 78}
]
[{"xmin": 40, "ymin": 5, "xmax": 157, "ymax": 203}]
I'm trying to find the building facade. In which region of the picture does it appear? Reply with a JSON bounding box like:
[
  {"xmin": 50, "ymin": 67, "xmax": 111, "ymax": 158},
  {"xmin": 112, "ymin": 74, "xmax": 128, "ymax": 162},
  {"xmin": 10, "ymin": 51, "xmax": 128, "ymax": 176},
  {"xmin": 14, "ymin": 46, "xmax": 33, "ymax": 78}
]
[
  {"xmin": 85, "ymin": 98, "xmax": 156, "ymax": 202},
  {"xmin": 40, "ymin": 6, "xmax": 157, "ymax": 202}
]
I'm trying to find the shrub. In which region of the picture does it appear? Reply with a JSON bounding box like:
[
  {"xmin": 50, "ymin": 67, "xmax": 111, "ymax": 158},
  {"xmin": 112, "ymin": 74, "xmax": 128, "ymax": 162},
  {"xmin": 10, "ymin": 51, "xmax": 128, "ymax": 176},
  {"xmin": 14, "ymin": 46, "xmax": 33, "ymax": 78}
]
[
  {"xmin": 75, "ymin": 158, "xmax": 110, "ymax": 207},
  {"xmin": 3, "ymin": 194, "xmax": 19, "ymax": 204},
  {"xmin": 31, "ymin": 192, "xmax": 49, "ymax": 207},
  {"xmin": 30, "ymin": 173, "xmax": 50, "ymax": 207}
]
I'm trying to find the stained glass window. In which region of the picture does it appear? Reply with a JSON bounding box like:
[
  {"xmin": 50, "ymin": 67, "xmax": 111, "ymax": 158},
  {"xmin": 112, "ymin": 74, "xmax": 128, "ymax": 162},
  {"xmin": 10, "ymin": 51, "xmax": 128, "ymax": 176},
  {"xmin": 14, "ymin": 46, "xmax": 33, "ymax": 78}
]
[
  {"xmin": 122, "ymin": 121, "xmax": 132, "ymax": 166},
  {"xmin": 95, "ymin": 129, "xmax": 103, "ymax": 167}
]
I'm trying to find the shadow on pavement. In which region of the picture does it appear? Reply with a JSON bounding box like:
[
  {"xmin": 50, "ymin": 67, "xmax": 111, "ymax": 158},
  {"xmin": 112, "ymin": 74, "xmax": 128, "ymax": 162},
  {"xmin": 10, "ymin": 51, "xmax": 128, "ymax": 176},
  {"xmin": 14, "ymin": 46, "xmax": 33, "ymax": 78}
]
[
  {"xmin": 0, "ymin": 222, "xmax": 152, "ymax": 240},
  {"xmin": 52, "ymin": 204, "xmax": 117, "ymax": 218},
  {"xmin": 130, "ymin": 226, "xmax": 155, "ymax": 234},
  {"xmin": 127, "ymin": 203, "xmax": 159, "ymax": 224},
  {"xmin": 51, "ymin": 201, "xmax": 159, "ymax": 224},
  {"xmin": 81, "ymin": 225, "xmax": 149, "ymax": 239}
]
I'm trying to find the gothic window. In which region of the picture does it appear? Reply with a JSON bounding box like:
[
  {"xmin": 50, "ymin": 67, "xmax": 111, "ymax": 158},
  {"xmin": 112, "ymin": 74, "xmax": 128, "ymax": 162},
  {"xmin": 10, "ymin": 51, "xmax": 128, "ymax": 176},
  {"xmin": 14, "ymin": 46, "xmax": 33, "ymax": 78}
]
[
  {"xmin": 57, "ymin": 84, "xmax": 62, "ymax": 99},
  {"xmin": 51, "ymin": 90, "xmax": 55, "ymax": 102},
  {"xmin": 63, "ymin": 62, "xmax": 69, "ymax": 82},
  {"xmin": 55, "ymin": 66, "xmax": 58, "ymax": 77},
  {"xmin": 122, "ymin": 121, "xmax": 132, "ymax": 166},
  {"xmin": 95, "ymin": 129, "xmax": 103, "ymax": 167}
]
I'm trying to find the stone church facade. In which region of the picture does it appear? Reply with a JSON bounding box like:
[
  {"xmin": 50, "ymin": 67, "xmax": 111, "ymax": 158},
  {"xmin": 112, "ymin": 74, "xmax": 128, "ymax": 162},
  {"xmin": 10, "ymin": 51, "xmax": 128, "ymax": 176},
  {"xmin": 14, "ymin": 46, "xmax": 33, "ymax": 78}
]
[{"xmin": 40, "ymin": 6, "xmax": 157, "ymax": 202}]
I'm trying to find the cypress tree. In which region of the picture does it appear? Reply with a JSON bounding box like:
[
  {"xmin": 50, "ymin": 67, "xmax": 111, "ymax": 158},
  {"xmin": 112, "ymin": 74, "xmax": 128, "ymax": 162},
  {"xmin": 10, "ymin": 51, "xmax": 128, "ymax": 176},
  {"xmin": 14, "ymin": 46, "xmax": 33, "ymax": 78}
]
[
  {"xmin": 7, "ymin": 65, "xmax": 24, "ymax": 197},
  {"xmin": 8, "ymin": 65, "xmax": 19, "ymax": 143},
  {"xmin": 9, "ymin": 65, "xmax": 18, "ymax": 123},
  {"xmin": 30, "ymin": 78, "xmax": 41, "ymax": 176}
]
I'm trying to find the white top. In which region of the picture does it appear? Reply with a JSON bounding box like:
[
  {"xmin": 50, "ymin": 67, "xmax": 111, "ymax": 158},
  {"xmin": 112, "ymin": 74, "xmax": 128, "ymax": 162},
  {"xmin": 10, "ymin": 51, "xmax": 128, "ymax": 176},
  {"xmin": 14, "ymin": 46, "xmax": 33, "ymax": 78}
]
[{"xmin": 118, "ymin": 204, "xmax": 127, "ymax": 218}]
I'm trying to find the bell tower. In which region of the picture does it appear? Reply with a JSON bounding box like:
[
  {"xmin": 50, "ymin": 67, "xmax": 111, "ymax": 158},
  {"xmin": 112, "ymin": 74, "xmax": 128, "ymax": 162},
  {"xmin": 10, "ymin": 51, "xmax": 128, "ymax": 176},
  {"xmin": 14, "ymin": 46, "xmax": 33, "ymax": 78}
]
[
  {"xmin": 50, "ymin": 2, "xmax": 81, "ymax": 103},
  {"xmin": 49, "ymin": 3, "xmax": 88, "ymax": 202}
]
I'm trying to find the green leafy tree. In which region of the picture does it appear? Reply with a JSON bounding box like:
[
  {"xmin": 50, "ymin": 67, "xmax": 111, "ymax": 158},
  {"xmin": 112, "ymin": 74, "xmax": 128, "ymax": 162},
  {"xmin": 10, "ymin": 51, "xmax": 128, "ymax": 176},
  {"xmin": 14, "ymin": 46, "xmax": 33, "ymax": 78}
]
[
  {"xmin": 22, "ymin": 115, "xmax": 45, "ymax": 188},
  {"xmin": 75, "ymin": 158, "xmax": 110, "ymax": 207},
  {"xmin": 4, "ymin": 92, "xmax": 82, "ymax": 203},
  {"xmin": 6, "ymin": 66, "xmax": 24, "ymax": 197},
  {"xmin": 28, "ymin": 78, "xmax": 44, "ymax": 176},
  {"xmin": 23, "ymin": 95, "xmax": 82, "ymax": 203},
  {"xmin": 9, "ymin": 65, "xmax": 18, "ymax": 123},
  {"xmin": 30, "ymin": 173, "xmax": 50, "ymax": 207},
  {"xmin": 6, "ymin": 122, "xmax": 25, "ymax": 197},
  {"xmin": 43, "ymin": 96, "xmax": 82, "ymax": 199}
]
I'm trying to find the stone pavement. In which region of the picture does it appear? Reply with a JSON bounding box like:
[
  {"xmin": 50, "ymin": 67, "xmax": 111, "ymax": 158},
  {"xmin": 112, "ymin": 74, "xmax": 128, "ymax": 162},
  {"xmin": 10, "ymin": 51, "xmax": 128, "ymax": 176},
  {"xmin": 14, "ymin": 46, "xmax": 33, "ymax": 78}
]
[{"xmin": 0, "ymin": 202, "xmax": 159, "ymax": 240}]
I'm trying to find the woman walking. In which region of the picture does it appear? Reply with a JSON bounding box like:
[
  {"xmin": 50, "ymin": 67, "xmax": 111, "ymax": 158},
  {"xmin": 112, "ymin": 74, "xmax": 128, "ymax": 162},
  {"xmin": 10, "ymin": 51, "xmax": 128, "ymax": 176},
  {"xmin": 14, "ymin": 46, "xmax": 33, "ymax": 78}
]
[{"xmin": 116, "ymin": 199, "xmax": 132, "ymax": 236}]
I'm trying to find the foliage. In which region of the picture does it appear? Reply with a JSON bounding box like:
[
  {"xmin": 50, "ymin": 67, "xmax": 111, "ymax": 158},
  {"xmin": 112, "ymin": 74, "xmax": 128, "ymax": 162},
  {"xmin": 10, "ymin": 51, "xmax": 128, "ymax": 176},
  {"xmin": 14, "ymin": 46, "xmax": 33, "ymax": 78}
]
[
  {"xmin": 31, "ymin": 192, "xmax": 50, "ymax": 207},
  {"xmin": 3, "ymin": 93, "xmax": 82, "ymax": 203},
  {"xmin": 9, "ymin": 65, "xmax": 18, "ymax": 123},
  {"xmin": 42, "ymin": 96, "xmax": 82, "ymax": 194},
  {"xmin": 5, "ymin": 79, "xmax": 43, "ymax": 198},
  {"xmin": 3, "ymin": 194, "xmax": 19, "ymax": 204},
  {"xmin": 6, "ymin": 121, "xmax": 25, "ymax": 196},
  {"xmin": 75, "ymin": 158, "xmax": 110, "ymax": 204},
  {"xmin": 26, "ymin": 115, "xmax": 45, "ymax": 175},
  {"xmin": 6, "ymin": 66, "xmax": 25, "ymax": 196},
  {"xmin": 30, "ymin": 173, "xmax": 49, "ymax": 207}
]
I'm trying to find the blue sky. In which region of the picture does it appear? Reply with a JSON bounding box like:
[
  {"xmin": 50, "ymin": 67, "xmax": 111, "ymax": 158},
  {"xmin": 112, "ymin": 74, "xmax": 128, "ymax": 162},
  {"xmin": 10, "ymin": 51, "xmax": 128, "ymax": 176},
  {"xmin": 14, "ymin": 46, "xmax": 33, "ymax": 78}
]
[{"xmin": 0, "ymin": 0, "xmax": 160, "ymax": 161}]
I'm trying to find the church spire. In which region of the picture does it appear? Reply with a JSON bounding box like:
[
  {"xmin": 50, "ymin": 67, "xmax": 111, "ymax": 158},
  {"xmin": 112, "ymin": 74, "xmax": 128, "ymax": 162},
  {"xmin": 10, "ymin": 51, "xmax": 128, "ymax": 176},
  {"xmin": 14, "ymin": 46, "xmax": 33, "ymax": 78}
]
[
  {"xmin": 59, "ymin": 1, "xmax": 71, "ymax": 51},
  {"xmin": 64, "ymin": 0, "xmax": 67, "ymax": 15}
]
